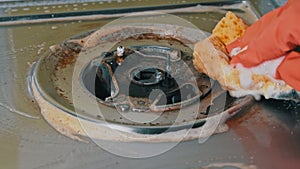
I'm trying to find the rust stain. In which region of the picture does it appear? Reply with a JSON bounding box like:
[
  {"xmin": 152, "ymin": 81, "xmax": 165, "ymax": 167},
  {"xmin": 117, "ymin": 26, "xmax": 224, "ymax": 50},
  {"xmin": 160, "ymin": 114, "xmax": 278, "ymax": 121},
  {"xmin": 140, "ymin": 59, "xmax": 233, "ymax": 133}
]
[
  {"xmin": 227, "ymin": 104, "xmax": 261, "ymax": 127},
  {"xmin": 127, "ymin": 33, "xmax": 189, "ymax": 46}
]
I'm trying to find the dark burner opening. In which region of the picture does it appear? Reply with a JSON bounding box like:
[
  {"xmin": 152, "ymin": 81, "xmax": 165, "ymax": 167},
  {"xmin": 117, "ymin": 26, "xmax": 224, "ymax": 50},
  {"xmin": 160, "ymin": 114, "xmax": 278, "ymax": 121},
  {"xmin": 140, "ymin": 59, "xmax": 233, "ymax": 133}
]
[{"xmin": 131, "ymin": 67, "xmax": 163, "ymax": 86}]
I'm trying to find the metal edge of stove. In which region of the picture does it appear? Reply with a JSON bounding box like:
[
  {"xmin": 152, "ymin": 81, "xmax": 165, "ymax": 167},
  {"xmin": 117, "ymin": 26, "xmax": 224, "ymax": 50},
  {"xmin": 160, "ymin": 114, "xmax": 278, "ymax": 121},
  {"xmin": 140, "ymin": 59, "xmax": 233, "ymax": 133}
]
[
  {"xmin": 0, "ymin": 0, "xmax": 248, "ymax": 25},
  {"xmin": 0, "ymin": 0, "xmax": 243, "ymax": 9},
  {"xmin": 0, "ymin": 0, "xmax": 286, "ymax": 19}
]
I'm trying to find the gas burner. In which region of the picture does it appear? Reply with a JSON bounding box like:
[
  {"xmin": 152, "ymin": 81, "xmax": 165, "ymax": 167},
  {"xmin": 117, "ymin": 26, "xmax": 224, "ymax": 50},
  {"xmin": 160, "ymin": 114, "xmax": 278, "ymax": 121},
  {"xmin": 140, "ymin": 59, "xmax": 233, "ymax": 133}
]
[{"xmin": 30, "ymin": 23, "xmax": 253, "ymax": 142}]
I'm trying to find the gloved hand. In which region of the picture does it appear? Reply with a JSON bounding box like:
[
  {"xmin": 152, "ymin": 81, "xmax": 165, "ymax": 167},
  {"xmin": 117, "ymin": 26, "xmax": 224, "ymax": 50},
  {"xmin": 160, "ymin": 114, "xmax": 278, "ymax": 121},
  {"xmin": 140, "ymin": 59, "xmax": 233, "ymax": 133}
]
[{"xmin": 226, "ymin": 0, "xmax": 300, "ymax": 91}]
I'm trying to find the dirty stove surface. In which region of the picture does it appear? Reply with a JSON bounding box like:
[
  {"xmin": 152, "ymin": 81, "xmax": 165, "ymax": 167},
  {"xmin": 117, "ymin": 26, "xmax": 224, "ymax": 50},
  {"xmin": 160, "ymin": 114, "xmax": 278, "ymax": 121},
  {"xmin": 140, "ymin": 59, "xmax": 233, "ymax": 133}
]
[{"xmin": 0, "ymin": 0, "xmax": 300, "ymax": 169}]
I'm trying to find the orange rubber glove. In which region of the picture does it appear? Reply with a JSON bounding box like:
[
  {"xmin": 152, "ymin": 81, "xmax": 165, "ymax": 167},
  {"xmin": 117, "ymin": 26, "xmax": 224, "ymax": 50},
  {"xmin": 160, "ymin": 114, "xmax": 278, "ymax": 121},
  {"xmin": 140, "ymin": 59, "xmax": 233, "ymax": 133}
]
[{"xmin": 227, "ymin": 0, "xmax": 300, "ymax": 91}]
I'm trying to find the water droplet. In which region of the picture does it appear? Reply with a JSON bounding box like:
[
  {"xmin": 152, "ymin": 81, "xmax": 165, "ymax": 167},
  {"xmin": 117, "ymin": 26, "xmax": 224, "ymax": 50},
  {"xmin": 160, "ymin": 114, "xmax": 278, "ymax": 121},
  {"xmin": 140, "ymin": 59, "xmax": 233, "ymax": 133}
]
[
  {"xmin": 118, "ymin": 104, "xmax": 130, "ymax": 112},
  {"xmin": 11, "ymin": 8, "xmax": 18, "ymax": 12},
  {"xmin": 23, "ymin": 8, "xmax": 30, "ymax": 11},
  {"xmin": 51, "ymin": 26, "xmax": 58, "ymax": 30}
]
